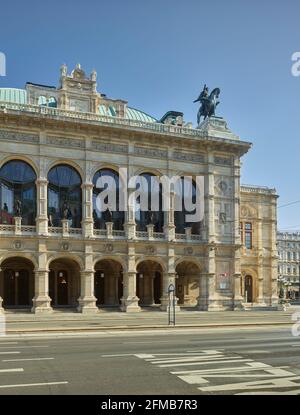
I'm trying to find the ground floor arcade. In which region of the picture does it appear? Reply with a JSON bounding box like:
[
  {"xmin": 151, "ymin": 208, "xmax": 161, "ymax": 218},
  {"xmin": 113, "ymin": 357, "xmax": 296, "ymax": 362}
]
[{"xmin": 0, "ymin": 255, "xmax": 274, "ymax": 313}]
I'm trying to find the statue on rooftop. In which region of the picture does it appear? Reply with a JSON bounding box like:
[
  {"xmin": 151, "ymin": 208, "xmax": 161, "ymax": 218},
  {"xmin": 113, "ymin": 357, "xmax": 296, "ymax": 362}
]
[{"xmin": 193, "ymin": 84, "xmax": 220, "ymax": 124}]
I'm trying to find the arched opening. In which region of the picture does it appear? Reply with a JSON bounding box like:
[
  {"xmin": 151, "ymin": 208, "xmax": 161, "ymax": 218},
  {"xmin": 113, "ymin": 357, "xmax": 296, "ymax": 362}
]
[
  {"xmin": 135, "ymin": 173, "xmax": 164, "ymax": 232},
  {"xmin": 175, "ymin": 261, "xmax": 201, "ymax": 307},
  {"xmin": 0, "ymin": 257, "xmax": 34, "ymax": 308},
  {"xmin": 0, "ymin": 160, "xmax": 37, "ymax": 225},
  {"xmin": 48, "ymin": 97, "xmax": 57, "ymax": 108},
  {"xmin": 49, "ymin": 258, "xmax": 80, "ymax": 307},
  {"xmin": 136, "ymin": 260, "xmax": 163, "ymax": 306},
  {"xmin": 94, "ymin": 259, "xmax": 123, "ymax": 307},
  {"xmin": 174, "ymin": 177, "xmax": 201, "ymax": 235},
  {"xmin": 38, "ymin": 95, "xmax": 47, "ymax": 106},
  {"xmin": 47, "ymin": 164, "xmax": 82, "ymax": 228},
  {"xmin": 92, "ymin": 168, "xmax": 124, "ymax": 230},
  {"xmin": 244, "ymin": 275, "xmax": 253, "ymax": 303}
]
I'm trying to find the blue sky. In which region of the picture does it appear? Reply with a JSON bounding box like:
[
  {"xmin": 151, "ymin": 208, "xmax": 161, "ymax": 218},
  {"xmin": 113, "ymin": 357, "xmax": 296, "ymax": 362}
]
[{"xmin": 0, "ymin": 0, "xmax": 299, "ymax": 229}]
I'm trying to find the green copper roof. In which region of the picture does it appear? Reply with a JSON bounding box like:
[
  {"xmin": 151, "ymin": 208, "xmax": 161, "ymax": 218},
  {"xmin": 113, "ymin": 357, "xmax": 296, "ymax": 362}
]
[
  {"xmin": 98, "ymin": 104, "xmax": 157, "ymax": 123},
  {"xmin": 0, "ymin": 88, "xmax": 27, "ymax": 104},
  {"xmin": 0, "ymin": 89, "xmax": 157, "ymax": 123}
]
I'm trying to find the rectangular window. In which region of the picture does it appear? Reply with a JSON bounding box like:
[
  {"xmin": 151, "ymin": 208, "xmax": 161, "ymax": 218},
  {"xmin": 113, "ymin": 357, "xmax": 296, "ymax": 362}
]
[{"xmin": 244, "ymin": 222, "xmax": 253, "ymax": 249}]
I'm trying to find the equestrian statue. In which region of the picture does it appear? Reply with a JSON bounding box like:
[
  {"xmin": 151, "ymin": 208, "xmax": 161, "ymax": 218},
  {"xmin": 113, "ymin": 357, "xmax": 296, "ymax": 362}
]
[{"xmin": 193, "ymin": 84, "xmax": 220, "ymax": 125}]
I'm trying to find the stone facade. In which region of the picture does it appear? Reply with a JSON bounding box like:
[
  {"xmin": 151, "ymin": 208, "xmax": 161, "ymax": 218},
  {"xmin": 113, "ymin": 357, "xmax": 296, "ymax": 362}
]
[{"xmin": 0, "ymin": 64, "xmax": 279, "ymax": 314}]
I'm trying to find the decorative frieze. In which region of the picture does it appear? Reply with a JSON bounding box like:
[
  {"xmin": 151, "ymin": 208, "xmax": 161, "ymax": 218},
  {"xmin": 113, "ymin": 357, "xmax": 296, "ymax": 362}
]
[
  {"xmin": 92, "ymin": 141, "xmax": 127, "ymax": 154},
  {"xmin": 47, "ymin": 136, "xmax": 84, "ymax": 148},
  {"xmin": 0, "ymin": 129, "xmax": 39, "ymax": 144},
  {"xmin": 134, "ymin": 146, "xmax": 167, "ymax": 159},
  {"xmin": 173, "ymin": 151, "xmax": 204, "ymax": 163},
  {"xmin": 214, "ymin": 156, "xmax": 232, "ymax": 166}
]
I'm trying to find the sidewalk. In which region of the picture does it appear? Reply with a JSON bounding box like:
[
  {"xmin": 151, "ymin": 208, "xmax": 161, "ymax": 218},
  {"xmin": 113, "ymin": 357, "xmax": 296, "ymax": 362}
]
[{"xmin": 1, "ymin": 307, "xmax": 297, "ymax": 335}]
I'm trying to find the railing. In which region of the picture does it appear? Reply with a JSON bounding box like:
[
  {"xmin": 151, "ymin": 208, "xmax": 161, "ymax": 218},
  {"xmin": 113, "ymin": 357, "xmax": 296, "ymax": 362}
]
[
  {"xmin": 0, "ymin": 101, "xmax": 248, "ymax": 145},
  {"xmin": 0, "ymin": 222, "xmax": 203, "ymax": 242},
  {"xmin": 0, "ymin": 224, "xmax": 36, "ymax": 235}
]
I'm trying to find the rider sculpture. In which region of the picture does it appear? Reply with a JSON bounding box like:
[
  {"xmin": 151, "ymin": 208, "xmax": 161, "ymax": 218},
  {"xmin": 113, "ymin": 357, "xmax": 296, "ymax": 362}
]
[{"xmin": 194, "ymin": 84, "xmax": 220, "ymax": 125}]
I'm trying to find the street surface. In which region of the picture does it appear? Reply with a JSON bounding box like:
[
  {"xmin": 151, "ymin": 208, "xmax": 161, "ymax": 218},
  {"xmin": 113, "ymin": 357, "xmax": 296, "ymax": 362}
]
[{"xmin": 0, "ymin": 325, "xmax": 300, "ymax": 395}]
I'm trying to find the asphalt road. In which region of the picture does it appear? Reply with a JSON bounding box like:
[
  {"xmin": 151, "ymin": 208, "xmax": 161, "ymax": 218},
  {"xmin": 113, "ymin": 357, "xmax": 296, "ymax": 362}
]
[{"xmin": 0, "ymin": 326, "xmax": 300, "ymax": 395}]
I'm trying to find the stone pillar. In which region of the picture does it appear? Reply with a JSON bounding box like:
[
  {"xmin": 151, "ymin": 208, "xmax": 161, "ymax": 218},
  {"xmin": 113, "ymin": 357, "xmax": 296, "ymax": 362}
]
[
  {"xmin": 163, "ymin": 190, "xmax": 175, "ymax": 241},
  {"xmin": 120, "ymin": 272, "xmax": 140, "ymax": 311},
  {"xmin": 124, "ymin": 188, "xmax": 136, "ymax": 240},
  {"xmin": 232, "ymin": 156, "xmax": 243, "ymax": 310},
  {"xmin": 197, "ymin": 273, "xmax": 208, "ymax": 310},
  {"xmin": 77, "ymin": 245, "xmax": 97, "ymax": 313},
  {"xmin": 206, "ymin": 246, "xmax": 220, "ymax": 310},
  {"xmin": 233, "ymin": 247, "xmax": 244, "ymax": 309},
  {"xmin": 82, "ymin": 182, "xmax": 94, "ymax": 238},
  {"xmin": 36, "ymin": 178, "xmax": 48, "ymax": 235},
  {"xmin": 77, "ymin": 271, "xmax": 98, "ymax": 313},
  {"xmin": 147, "ymin": 224, "xmax": 154, "ymax": 240},
  {"xmin": 31, "ymin": 270, "xmax": 52, "ymax": 313},
  {"xmin": 120, "ymin": 244, "xmax": 140, "ymax": 311},
  {"xmin": 185, "ymin": 227, "xmax": 192, "ymax": 241},
  {"xmin": 106, "ymin": 222, "xmax": 113, "ymax": 239},
  {"xmin": 62, "ymin": 219, "xmax": 69, "ymax": 237},
  {"xmin": 0, "ymin": 297, "xmax": 3, "ymax": 314},
  {"xmin": 14, "ymin": 217, "xmax": 22, "ymax": 235}
]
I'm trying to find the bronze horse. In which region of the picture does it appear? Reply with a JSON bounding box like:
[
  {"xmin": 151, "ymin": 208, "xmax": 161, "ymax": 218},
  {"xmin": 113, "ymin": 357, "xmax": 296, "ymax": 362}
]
[{"xmin": 194, "ymin": 87, "xmax": 220, "ymax": 124}]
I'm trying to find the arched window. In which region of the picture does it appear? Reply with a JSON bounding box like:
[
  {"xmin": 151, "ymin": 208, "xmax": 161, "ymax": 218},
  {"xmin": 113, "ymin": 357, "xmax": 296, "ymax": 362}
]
[
  {"xmin": 0, "ymin": 160, "xmax": 36, "ymax": 225},
  {"xmin": 174, "ymin": 177, "xmax": 201, "ymax": 234},
  {"xmin": 38, "ymin": 96, "xmax": 47, "ymax": 106},
  {"xmin": 48, "ymin": 164, "xmax": 82, "ymax": 228},
  {"xmin": 135, "ymin": 172, "xmax": 164, "ymax": 232},
  {"xmin": 48, "ymin": 97, "xmax": 57, "ymax": 108},
  {"xmin": 93, "ymin": 168, "xmax": 124, "ymax": 230}
]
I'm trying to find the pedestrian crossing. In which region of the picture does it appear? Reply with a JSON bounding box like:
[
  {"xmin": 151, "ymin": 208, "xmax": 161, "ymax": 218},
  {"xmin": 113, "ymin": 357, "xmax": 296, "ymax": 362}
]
[{"xmin": 134, "ymin": 349, "xmax": 300, "ymax": 394}]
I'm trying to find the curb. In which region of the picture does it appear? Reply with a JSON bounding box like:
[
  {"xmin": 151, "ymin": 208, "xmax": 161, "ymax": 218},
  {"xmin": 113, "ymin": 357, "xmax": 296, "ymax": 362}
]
[{"xmin": 4, "ymin": 321, "xmax": 291, "ymax": 334}]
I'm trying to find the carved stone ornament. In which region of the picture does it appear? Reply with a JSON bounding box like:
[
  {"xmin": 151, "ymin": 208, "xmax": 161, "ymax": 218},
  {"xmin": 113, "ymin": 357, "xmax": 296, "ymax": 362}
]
[
  {"xmin": 62, "ymin": 242, "xmax": 69, "ymax": 251},
  {"xmin": 13, "ymin": 240, "xmax": 22, "ymax": 250},
  {"xmin": 104, "ymin": 243, "xmax": 114, "ymax": 253}
]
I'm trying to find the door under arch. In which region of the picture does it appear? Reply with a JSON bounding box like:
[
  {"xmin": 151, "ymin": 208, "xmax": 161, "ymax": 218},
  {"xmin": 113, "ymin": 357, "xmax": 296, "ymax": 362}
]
[
  {"xmin": 3, "ymin": 269, "xmax": 30, "ymax": 307},
  {"xmin": 245, "ymin": 275, "xmax": 253, "ymax": 303}
]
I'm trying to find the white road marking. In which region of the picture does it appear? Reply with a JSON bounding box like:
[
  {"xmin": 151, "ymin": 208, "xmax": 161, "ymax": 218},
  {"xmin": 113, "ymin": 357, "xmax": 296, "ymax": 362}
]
[
  {"xmin": 2, "ymin": 358, "xmax": 54, "ymax": 362},
  {"xmin": 0, "ymin": 381, "xmax": 68, "ymax": 389},
  {"xmin": 0, "ymin": 352, "xmax": 20, "ymax": 355},
  {"xmin": 157, "ymin": 358, "xmax": 253, "ymax": 368},
  {"xmin": 0, "ymin": 346, "xmax": 49, "ymax": 349},
  {"xmin": 198, "ymin": 376, "xmax": 300, "ymax": 392},
  {"xmin": 135, "ymin": 350, "xmax": 300, "ymax": 394},
  {"xmin": 0, "ymin": 368, "xmax": 24, "ymax": 373},
  {"xmin": 0, "ymin": 343, "xmax": 18, "ymax": 345}
]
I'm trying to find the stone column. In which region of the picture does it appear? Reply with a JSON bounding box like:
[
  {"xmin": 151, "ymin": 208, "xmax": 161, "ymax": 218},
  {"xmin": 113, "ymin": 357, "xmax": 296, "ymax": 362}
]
[
  {"xmin": 82, "ymin": 182, "xmax": 94, "ymax": 238},
  {"xmin": 206, "ymin": 246, "xmax": 220, "ymax": 310},
  {"xmin": 233, "ymin": 247, "xmax": 244, "ymax": 309},
  {"xmin": 77, "ymin": 271, "xmax": 98, "ymax": 313},
  {"xmin": 163, "ymin": 190, "xmax": 175, "ymax": 241},
  {"xmin": 120, "ymin": 244, "xmax": 140, "ymax": 311},
  {"xmin": 197, "ymin": 273, "xmax": 208, "ymax": 310},
  {"xmin": 36, "ymin": 178, "xmax": 48, "ymax": 235},
  {"xmin": 106, "ymin": 222, "xmax": 113, "ymax": 239},
  {"xmin": 77, "ymin": 245, "xmax": 97, "ymax": 313},
  {"xmin": 147, "ymin": 224, "xmax": 154, "ymax": 240},
  {"xmin": 62, "ymin": 219, "xmax": 69, "ymax": 237},
  {"xmin": 31, "ymin": 243, "xmax": 52, "ymax": 313},
  {"xmin": 232, "ymin": 156, "xmax": 243, "ymax": 309},
  {"xmin": 0, "ymin": 271, "xmax": 4, "ymax": 313},
  {"xmin": 31, "ymin": 269, "xmax": 52, "ymax": 313},
  {"xmin": 124, "ymin": 188, "xmax": 136, "ymax": 240},
  {"xmin": 120, "ymin": 272, "xmax": 140, "ymax": 311},
  {"xmin": 14, "ymin": 217, "xmax": 22, "ymax": 235},
  {"xmin": 185, "ymin": 227, "xmax": 192, "ymax": 241}
]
